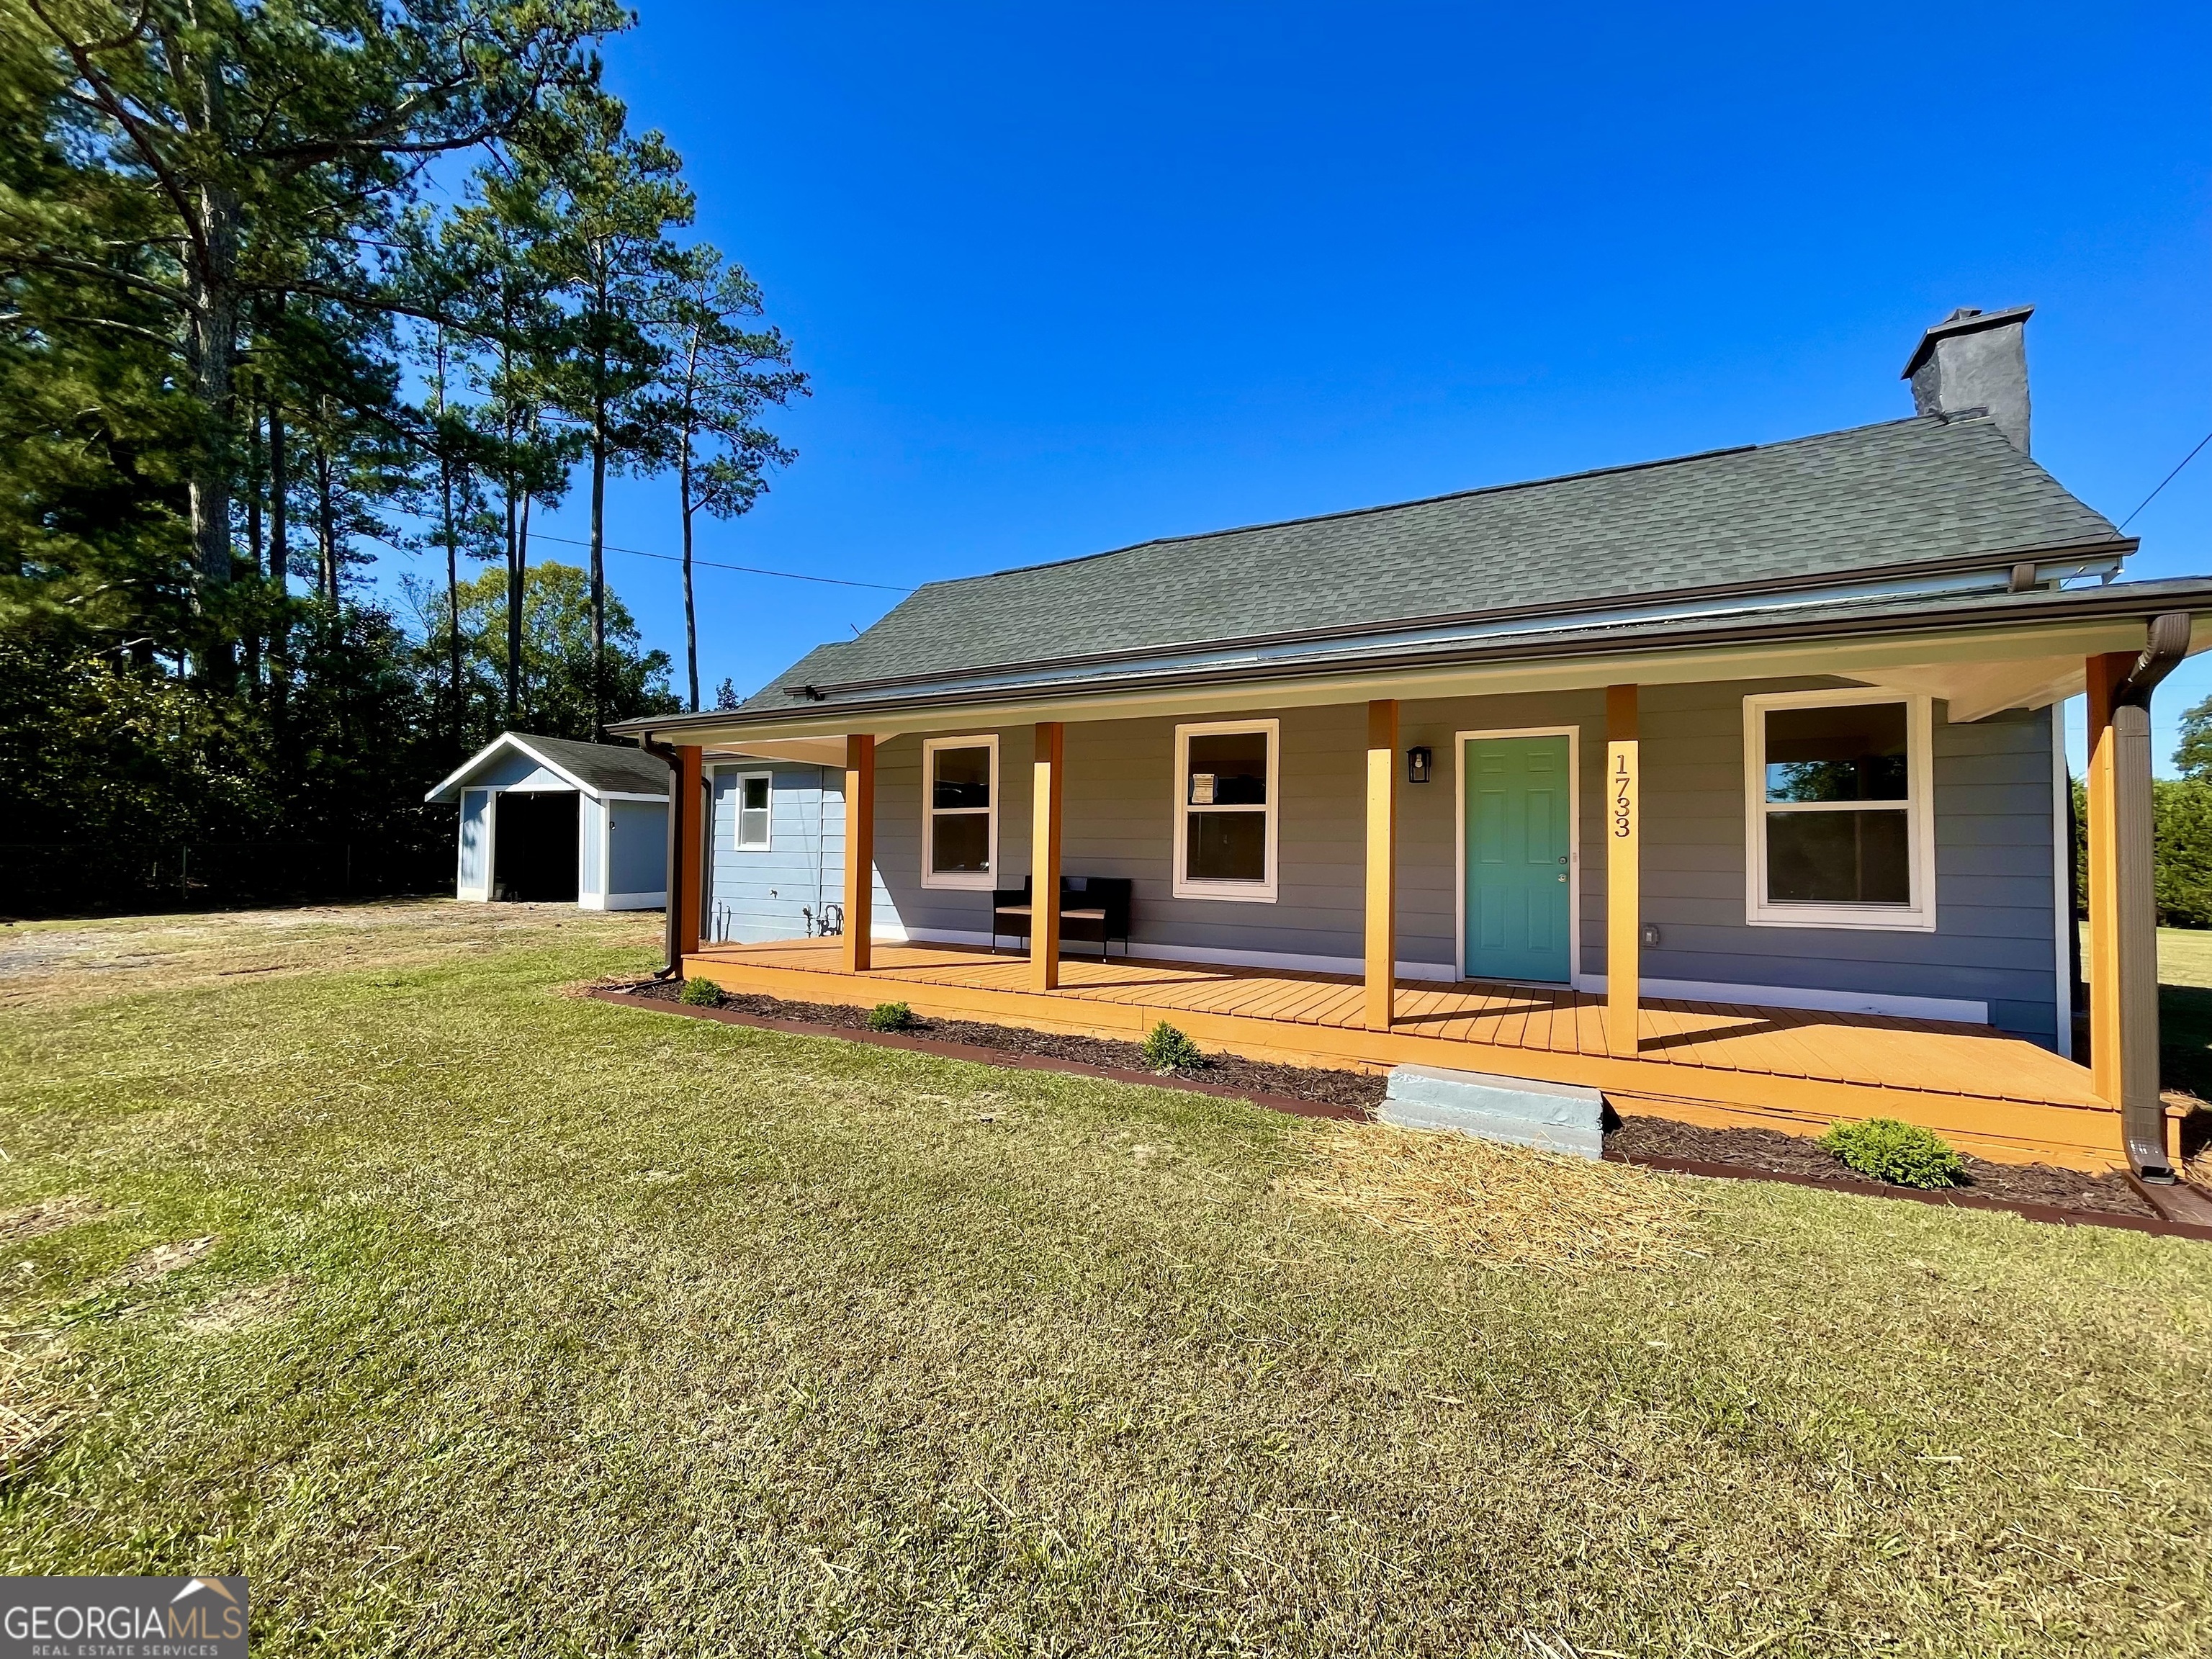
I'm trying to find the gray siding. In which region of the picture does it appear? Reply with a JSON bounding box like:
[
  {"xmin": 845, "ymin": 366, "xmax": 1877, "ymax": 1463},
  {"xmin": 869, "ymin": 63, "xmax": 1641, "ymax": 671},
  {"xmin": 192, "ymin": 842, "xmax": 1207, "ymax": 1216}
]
[
  {"xmin": 609, "ymin": 799, "xmax": 667, "ymax": 899},
  {"xmin": 851, "ymin": 681, "xmax": 2062, "ymax": 1046},
  {"xmin": 704, "ymin": 763, "xmax": 866, "ymax": 942},
  {"xmin": 1619, "ymin": 680, "xmax": 2060, "ymax": 1042}
]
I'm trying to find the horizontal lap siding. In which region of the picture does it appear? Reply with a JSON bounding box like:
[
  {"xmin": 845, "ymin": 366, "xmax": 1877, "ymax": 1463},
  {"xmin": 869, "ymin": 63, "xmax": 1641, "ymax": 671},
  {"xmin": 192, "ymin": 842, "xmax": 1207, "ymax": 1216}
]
[
  {"xmin": 1631, "ymin": 680, "xmax": 2060, "ymax": 1044},
  {"xmin": 855, "ymin": 682, "xmax": 2062, "ymax": 1046},
  {"xmin": 706, "ymin": 764, "xmax": 838, "ymax": 943}
]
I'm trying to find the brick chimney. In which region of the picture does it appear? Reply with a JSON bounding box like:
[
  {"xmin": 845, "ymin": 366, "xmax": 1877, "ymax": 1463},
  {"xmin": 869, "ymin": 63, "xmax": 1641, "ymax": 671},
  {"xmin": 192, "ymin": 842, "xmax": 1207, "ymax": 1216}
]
[{"xmin": 1902, "ymin": 305, "xmax": 2033, "ymax": 454}]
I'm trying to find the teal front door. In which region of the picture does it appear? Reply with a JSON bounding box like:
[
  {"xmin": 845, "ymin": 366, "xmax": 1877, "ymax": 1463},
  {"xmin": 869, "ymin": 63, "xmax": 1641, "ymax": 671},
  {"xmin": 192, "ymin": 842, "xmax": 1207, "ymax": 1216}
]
[{"xmin": 1463, "ymin": 734, "xmax": 1573, "ymax": 982}]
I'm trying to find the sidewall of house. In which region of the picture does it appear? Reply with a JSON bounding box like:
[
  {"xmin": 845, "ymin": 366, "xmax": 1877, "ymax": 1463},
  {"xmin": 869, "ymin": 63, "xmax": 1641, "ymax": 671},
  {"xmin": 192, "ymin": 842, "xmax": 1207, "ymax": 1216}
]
[{"xmin": 850, "ymin": 678, "xmax": 2062, "ymax": 1048}]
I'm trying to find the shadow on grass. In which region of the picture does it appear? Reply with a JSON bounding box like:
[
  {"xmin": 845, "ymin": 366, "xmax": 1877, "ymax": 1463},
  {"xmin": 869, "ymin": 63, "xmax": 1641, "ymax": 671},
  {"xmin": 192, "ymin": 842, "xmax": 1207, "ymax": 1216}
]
[{"xmin": 2160, "ymin": 984, "xmax": 2212, "ymax": 1158}]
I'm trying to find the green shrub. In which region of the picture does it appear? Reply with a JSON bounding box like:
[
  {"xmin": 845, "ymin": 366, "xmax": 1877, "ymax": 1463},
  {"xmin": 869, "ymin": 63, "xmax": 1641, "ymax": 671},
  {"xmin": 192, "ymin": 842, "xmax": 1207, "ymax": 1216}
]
[
  {"xmin": 1141, "ymin": 1020, "xmax": 1204, "ymax": 1071},
  {"xmin": 1819, "ymin": 1118, "xmax": 1966, "ymax": 1189},
  {"xmin": 866, "ymin": 1001, "xmax": 913, "ymax": 1032},
  {"xmin": 678, "ymin": 976, "xmax": 723, "ymax": 1007}
]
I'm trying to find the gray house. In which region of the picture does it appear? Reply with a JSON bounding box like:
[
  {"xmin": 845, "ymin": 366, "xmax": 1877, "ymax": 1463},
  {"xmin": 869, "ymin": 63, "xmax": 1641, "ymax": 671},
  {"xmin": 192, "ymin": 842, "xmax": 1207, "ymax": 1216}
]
[
  {"xmin": 425, "ymin": 733, "xmax": 668, "ymax": 909},
  {"xmin": 616, "ymin": 306, "xmax": 2212, "ymax": 1179}
]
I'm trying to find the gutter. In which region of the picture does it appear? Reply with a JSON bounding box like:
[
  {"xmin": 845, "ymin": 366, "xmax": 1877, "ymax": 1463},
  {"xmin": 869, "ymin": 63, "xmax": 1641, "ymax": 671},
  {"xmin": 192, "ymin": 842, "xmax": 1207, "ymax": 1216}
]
[
  {"xmin": 612, "ymin": 576, "xmax": 2212, "ymax": 739},
  {"xmin": 639, "ymin": 730, "xmax": 683, "ymax": 981},
  {"xmin": 2110, "ymin": 612, "xmax": 2192, "ymax": 1181}
]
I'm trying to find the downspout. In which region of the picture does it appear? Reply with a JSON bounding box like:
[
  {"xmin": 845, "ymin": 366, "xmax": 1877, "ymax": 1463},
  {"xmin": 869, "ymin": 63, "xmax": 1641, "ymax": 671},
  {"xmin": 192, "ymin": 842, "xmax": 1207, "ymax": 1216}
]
[
  {"xmin": 2111, "ymin": 611, "xmax": 2191, "ymax": 1180},
  {"xmin": 642, "ymin": 730, "xmax": 683, "ymax": 981}
]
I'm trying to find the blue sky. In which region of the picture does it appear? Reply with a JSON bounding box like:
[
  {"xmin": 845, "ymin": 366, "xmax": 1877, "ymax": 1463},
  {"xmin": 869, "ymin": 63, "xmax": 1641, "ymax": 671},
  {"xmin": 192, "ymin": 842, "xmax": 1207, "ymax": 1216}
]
[{"xmin": 376, "ymin": 3, "xmax": 2212, "ymax": 770}]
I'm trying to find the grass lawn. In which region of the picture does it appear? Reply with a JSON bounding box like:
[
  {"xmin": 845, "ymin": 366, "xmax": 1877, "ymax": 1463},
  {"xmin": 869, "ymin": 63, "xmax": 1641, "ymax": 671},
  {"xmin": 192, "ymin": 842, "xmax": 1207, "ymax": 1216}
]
[
  {"xmin": 2160, "ymin": 927, "xmax": 2212, "ymax": 1104},
  {"xmin": 1, "ymin": 902, "xmax": 2208, "ymax": 1656}
]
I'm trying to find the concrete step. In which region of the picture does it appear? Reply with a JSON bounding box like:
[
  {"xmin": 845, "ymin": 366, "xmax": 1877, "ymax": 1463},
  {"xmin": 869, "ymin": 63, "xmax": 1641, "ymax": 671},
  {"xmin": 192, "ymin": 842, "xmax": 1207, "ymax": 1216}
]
[{"xmin": 1378, "ymin": 1064, "xmax": 1605, "ymax": 1159}]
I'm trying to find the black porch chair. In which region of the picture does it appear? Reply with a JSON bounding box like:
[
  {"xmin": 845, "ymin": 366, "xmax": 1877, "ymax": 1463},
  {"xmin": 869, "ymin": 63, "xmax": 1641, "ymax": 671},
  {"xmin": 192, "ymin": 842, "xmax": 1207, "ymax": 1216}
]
[
  {"xmin": 1059, "ymin": 876, "xmax": 1132, "ymax": 961},
  {"xmin": 990, "ymin": 876, "xmax": 1133, "ymax": 961}
]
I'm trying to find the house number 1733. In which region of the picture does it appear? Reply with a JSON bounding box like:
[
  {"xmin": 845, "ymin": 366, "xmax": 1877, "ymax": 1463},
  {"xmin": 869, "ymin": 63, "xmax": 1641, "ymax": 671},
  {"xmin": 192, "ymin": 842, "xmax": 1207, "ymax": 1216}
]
[{"xmin": 1611, "ymin": 752, "xmax": 1635, "ymax": 840}]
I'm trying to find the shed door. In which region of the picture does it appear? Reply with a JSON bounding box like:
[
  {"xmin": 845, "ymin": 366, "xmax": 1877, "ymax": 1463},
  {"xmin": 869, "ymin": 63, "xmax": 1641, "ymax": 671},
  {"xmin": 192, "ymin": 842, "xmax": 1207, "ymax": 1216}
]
[{"xmin": 1463, "ymin": 735, "xmax": 1572, "ymax": 983}]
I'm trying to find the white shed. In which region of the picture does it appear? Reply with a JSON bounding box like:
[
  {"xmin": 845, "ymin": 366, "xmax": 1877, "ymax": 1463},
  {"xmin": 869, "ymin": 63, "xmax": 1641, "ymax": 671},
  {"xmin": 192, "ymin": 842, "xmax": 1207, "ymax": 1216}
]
[{"xmin": 423, "ymin": 732, "xmax": 669, "ymax": 909}]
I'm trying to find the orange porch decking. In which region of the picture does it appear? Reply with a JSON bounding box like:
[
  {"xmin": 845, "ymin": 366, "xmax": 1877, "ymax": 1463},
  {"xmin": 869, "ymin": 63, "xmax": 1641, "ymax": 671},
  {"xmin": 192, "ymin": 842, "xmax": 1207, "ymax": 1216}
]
[{"xmin": 684, "ymin": 938, "xmax": 2128, "ymax": 1171}]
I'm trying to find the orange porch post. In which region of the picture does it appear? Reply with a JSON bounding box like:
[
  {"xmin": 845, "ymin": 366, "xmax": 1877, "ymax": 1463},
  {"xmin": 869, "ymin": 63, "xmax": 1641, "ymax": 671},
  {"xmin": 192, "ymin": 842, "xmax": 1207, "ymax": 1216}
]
[
  {"xmin": 1364, "ymin": 699, "xmax": 1398, "ymax": 1031},
  {"xmin": 675, "ymin": 745, "xmax": 704, "ymax": 960},
  {"xmin": 1606, "ymin": 685, "xmax": 1640, "ymax": 1057},
  {"xmin": 1032, "ymin": 721, "xmax": 1064, "ymax": 992},
  {"xmin": 842, "ymin": 734, "xmax": 875, "ymax": 973}
]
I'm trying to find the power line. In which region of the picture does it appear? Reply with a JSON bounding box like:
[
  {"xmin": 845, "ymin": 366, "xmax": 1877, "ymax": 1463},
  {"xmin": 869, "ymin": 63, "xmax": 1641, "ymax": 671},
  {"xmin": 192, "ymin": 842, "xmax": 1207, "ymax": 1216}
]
[
  {"xmin": 2120, "ymin": 427, "xmax": 2212, "ymax": 531},
  {"xmin": 528, "ymin": 531, "xmax": 914, "ymax": 593}
]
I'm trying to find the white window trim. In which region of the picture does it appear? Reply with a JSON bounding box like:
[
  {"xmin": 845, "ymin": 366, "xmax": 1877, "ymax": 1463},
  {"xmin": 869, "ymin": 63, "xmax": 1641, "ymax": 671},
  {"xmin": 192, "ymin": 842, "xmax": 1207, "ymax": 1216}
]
[
  {"xmin": 1172, "ymin": 717, "xmax": 1280, "ymax": 903},
  {"xmin": 729, "ymin": 768, "xmax": 773, "ymax": 852},
  {"xmin": 1452, "ymin": 725, "xmax": 1581, "ymax": 983},
  {"xmin": 921, "ymin": 734, "xmax": 999, "ymax": 890},
  {"xmin": 1743, "ymin": 687, "xmax": 1936, "ymax": 932}
]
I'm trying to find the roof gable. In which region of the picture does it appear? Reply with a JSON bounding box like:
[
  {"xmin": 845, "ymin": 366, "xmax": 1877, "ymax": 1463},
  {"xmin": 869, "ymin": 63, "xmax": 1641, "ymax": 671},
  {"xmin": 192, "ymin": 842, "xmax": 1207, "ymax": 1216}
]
[{"xmin": 424, "ymin": 732, "xmax": 670, "ymax": 803}]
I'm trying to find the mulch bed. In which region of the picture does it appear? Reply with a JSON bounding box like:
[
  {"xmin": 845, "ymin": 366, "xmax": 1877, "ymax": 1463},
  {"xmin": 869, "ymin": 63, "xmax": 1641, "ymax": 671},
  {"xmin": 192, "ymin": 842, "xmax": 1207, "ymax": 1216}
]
[
  {"xmin": 620, "ymin": 974, "xmax": 1388, "ymax": 1108},
  {"xmin": 614, "ymin": 978, "xmax": 2165, "ymax": 1222}
]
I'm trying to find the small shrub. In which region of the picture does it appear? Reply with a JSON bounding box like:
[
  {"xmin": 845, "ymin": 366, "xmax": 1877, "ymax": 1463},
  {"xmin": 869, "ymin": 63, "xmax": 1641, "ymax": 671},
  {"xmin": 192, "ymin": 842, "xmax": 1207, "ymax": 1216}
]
[
  {"xmin": 866, "ymin": 1001, "xmax": 913, "ymax": 1032},
  {"xmin": 1820, "ymin": 1118, "xmax": 1965, "ymax": 1189},
  {"xmin": 678, "ymin": 976, "xmax": 723, "ymax": 1007},
  {"xmin": 1142, "ymin": 1020, "xmax": 1204, "ymax": 1072}
]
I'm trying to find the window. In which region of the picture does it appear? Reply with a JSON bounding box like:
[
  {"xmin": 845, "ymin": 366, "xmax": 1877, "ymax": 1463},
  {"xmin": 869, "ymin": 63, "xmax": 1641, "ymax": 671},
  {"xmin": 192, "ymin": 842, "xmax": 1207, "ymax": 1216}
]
[
  {"xmin": 1173, "ymin": 719, "xmax": 1278, "ymax": 902},
  {"xmin": 733, "ymin": 772, "xmax": 771, "ymax": 850},
  {"xmin": 1744, "ymin": 690, "xmax": 1933, "ymax": 930},
  {"xmin": 922, "ymin": 735, "xmax": 997, "ymax": 889}
]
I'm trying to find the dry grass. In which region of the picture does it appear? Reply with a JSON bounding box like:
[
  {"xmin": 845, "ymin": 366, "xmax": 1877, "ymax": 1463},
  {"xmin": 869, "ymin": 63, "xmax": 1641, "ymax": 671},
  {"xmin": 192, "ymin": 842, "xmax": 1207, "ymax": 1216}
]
[
  {"xmin": 1280, "ymin": 1120, "xmax": 1701, "ymax": 1269},
  {"xmin": 0, "ymin": 899, "xmax": 656, "ymax": 1012},
  {"xmin": 0, "ymin": 1197, "xmax": 103, "ymax": 1244},
  {"xmin": 113, "ymin": 1236, "xmax": 216, "ymax": 1287},
  {"xmin": 1, "ymin": 903, "xmax": 2208, "ymax": 1655}
]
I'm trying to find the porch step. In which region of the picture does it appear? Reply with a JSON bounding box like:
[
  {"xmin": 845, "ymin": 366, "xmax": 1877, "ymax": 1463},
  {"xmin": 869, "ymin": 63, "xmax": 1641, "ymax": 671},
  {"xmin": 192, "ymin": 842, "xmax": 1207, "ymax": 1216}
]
[{"xmin": 1379, "ymin": 1064, "xmax": 1605, "ymax": 1160}]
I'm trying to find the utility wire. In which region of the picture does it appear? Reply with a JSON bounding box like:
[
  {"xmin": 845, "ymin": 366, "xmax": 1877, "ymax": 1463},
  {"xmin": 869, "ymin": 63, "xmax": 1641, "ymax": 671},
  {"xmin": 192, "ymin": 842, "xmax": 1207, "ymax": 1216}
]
[
  {"xmin": 2119, "ymin": 427, "xmax": 2212, "ymax": 530},
  {"xmin": 528, "ymin": 531, "xmax": 914, "ymax": 593}
]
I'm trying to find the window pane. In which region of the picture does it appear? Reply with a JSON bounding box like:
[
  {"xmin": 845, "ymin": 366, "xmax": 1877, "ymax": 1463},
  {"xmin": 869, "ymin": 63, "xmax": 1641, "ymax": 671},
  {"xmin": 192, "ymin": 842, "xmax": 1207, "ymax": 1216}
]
[
  {"xmin": 1187, "ymin": 809, "xmax": 1267, "ymax": 882},
  {"xmin": 742, "ymin": 777, "xmax": 770, "ymax": 811},
  {"xmin": 931, "ymin": 812, "xmax": 991, "ymax": 874},
  {"xmin": 1766, "ymin": 809, "xmax": 1910, "ymax": 904},
  {"xmin": 932, "ymin": 747, "xmax": 992, "ymax": 809},
  {"xmin": 1187, "ymin": 731, "xmax": 1268, "ymax": 806},
  {"xmin": 739, "ymin": 809, "xmax": 768, "ymax": 848},
  {"xmin": 1765, "ymin": 703, "xmax": 1908, "ymax": 802}
]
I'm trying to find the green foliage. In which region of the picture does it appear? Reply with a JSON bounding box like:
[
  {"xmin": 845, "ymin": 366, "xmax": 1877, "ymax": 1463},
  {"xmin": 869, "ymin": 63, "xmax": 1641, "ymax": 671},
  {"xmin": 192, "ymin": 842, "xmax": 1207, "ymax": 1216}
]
[
  {"xmin": 412, "ymin": 561, "xmax": 676, "ymax": 745},
  {"xmin": 1142, "ymin": 1020, "xmax": 1205, "ymax": 1071},
  {"xmin": 866, "ymin": 1002, "xmax": 914, "ymax": 1032},
  {"xmin": 2074, "ymin": 773, "xmax": 2212, "ymax": 929},
  {"xmin": 678, "ymin": 976, "xmax": 722, "ymax": 1007},
  {"xmin": 0, "ymin": 0, "xmax": 784, "ymax": 914},
  {"xmin": 1819, "ymin": 1118, "xmax": 1966, "ymax": 1189}
]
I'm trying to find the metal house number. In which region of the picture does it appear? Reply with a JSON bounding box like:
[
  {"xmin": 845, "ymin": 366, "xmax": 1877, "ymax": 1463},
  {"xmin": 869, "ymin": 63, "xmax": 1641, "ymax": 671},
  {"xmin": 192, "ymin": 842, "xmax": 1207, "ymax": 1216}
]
[{"xmin": 1611, "ymin": 751, "xmax": 1635, "ymax": 840}]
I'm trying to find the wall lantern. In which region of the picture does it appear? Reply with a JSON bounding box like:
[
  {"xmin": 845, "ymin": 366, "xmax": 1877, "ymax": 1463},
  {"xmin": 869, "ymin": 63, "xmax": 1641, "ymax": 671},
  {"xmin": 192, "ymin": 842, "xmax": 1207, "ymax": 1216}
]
[{"xmin": 1406, "ymin": 746, "xmax": 1433, "ymax": 784}]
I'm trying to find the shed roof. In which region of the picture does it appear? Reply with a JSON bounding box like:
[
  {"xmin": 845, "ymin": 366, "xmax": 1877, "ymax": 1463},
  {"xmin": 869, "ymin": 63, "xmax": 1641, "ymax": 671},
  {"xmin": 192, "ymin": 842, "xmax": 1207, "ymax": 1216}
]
[
  {"xmin": 424, "ymin": 732, "xmax": 670, "ymax": 804},
  {"xmin": 739, "ymin": 413, "xmax": 2126, "ymax": 713}
]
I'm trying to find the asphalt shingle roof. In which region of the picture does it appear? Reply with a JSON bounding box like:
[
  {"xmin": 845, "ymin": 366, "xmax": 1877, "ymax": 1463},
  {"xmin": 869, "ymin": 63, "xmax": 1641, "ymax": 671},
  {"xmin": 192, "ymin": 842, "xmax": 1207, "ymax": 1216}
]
[
  {"xmin": 504, "ymin": 733, "xmax": 669, "ymax": 796},
  {"xmin": 744, "ymin": 414, "xmax": 2121, "ymax": 710}
]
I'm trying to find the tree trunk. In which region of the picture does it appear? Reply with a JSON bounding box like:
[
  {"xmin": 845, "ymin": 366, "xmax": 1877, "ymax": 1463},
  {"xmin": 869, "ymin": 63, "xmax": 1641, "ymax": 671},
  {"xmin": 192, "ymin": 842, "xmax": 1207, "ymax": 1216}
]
[
  {"xmin": 680, "ymin": 439, "xmax": 698, "ymax": 713},
  {"xmin": 316, "ymin": 444, "xmax": 336, "ymax": 608},
  {"xmin": 518, "ymin": 493, "xmax": 535, "ymax": 723},
  {"xmin": 268, "ymin": 402, "xmax": 287, "ymax": 601},
  {"xmin": 589, "ymin": 377, "xmax": 607, "ymax": 739},
  {"xmin": 183, "ymin": 181, "xmax": 240, "ymax": 594},
  {"xmin": 244, "ymin": 402, "xmax": 264, "ymax": 685},
  {"xmin": 443, "ymin": 454, "xmax": 462, "ymax": 747},
  {"xmin": 503, "ymin": 477, "xmax": 522, "ymax": 725}
]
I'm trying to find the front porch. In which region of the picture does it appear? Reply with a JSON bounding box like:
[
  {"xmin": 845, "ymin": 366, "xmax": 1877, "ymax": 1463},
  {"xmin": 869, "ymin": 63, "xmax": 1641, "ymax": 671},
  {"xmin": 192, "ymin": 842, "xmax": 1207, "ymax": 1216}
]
[{"xmin": 683, "ymin": 938, "xmax": 2130, "ymax": 1170}]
